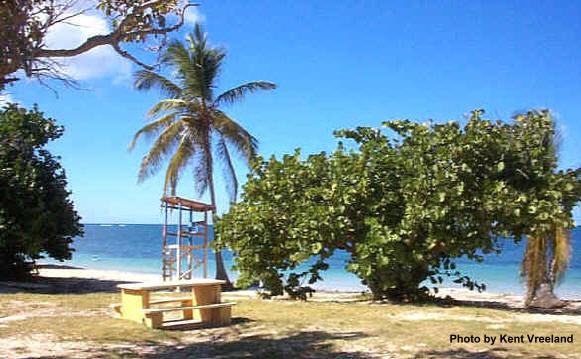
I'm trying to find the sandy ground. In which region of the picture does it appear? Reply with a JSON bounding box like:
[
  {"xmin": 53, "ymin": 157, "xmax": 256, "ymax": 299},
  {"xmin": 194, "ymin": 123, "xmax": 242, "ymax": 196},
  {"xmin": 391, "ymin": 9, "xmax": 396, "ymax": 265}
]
[
  {"xmin": 14, "ymin": 266, "xmax": 575, "ymax": 311},
  {"xmin": 28, "ymin": 267, "xmax": 511, "ymax": 301},
  {"xmin": 39, "ymin": 266, "xmax": 160, "ymax": 283},
  {"xmin": 2, "ymin": 266, "xmax": 581, "ymax": 358},
  {"xmin": 31, "ymin": 266, "xmax": 528, "ymax": 306},
  {"xmin": 1, "ymin": 265, "xmax": 580, "ymax": 318}
]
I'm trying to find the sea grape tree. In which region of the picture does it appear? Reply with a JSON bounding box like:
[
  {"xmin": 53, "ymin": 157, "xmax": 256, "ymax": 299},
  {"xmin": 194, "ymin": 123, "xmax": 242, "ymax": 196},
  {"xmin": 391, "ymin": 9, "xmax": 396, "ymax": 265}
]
[
  {"xmin": 215, "ymin": 147, "xmax": 369, "ymax": 299},
  {"xmin": 216, "ymin": 109, "xmax": 581, "ymax": 302}
]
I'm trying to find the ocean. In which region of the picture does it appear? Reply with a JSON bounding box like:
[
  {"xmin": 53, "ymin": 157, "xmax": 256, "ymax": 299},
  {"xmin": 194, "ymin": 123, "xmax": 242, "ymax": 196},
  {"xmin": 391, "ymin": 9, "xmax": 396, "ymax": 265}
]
[{"xmin": 45, "ymin": 224, "xmax": 581, "ymax": 299}]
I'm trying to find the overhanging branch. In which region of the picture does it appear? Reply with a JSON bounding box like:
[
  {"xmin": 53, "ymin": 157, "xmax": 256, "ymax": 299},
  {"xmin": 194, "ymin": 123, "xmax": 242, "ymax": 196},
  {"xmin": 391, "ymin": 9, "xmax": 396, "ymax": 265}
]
[
  {"xmin": 112, "ymin": 43, "xmax": 154, "ymax": 71},
  {"xmin": 34, "ymin": 3, "xmax": 198, "ymax": 70}
]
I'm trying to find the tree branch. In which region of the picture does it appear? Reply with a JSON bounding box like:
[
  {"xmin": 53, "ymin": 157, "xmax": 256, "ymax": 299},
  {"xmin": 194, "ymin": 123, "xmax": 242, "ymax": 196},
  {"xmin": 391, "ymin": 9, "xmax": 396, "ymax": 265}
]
[
  {"xmin": 34, "ymin": 3, "xmax": 198, "ymax": 69},
  {"xmin": 36, "ymin": 34, "xmax": 112, "ymax": 58},
  {"xmin": 112, "ymin": 43, "xmax": 154, "ymax": 71},
  {"xmin": 122, "ymin": 3, "xmax": 198, "ymax": 39}
]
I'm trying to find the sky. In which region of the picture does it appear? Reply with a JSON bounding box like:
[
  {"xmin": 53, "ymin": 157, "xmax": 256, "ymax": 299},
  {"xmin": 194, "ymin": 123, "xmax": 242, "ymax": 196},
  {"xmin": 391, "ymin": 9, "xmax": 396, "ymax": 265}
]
[{"xmin": 2, "ymin": 0, "xmax": 581, "ymax": 224}]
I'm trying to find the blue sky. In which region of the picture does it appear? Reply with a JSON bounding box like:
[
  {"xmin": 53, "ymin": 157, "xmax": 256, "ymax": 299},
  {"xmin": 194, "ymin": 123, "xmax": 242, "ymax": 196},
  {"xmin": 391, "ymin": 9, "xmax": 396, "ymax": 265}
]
[{"xmin": 3, "ymin": 1, "xmax": 581, "ymax": 224}]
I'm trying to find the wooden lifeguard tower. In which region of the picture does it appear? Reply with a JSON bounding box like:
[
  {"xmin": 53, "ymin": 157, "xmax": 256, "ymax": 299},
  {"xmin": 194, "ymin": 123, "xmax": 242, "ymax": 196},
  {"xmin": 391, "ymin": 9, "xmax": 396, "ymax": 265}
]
[
  {"xmin": 112, "ymin": 197, "xmax": 234, "ymax": 330},
  {"xmin": 160, "ymin": 196, "xmax": 214, "ymax": 281}
]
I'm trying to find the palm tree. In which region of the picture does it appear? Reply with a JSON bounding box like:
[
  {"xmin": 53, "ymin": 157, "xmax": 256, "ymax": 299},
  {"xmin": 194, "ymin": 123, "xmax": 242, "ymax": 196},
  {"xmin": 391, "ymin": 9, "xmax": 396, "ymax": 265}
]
[
  {"xmin": 522, "ymin": 227, "xmax": 571, "ymax": 308},
  {"xmin": 515, "ymin": 110, "xmax": 573, "ymax": 308},
  {"xmin": 129, "ymin": 24, "xmax": 276, "ymax": 287}
]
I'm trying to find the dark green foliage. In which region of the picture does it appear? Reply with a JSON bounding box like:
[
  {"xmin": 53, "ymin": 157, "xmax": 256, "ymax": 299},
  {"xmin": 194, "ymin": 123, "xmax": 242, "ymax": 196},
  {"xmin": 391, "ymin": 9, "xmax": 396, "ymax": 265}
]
[
  {"xmin": 0, "ymin": 104, "xmax": 82, "ymax": 280},
  {"xmin": 216, "ymin": 110, "xmax": 581, "ymax": 302}
]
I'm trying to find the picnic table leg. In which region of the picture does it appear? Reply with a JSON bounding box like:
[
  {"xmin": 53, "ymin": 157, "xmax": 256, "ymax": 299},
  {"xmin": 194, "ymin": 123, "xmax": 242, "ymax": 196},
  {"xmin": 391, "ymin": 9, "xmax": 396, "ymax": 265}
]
[
  {"xmin": 215, "ymin": 304, "xmax": 232, "ymax": 326},
  {"xmin": 181, "ymin": 298, "xmax": 194, "ymax": 320},
  {"xmin": 120, "ymin": 289, "xmax": 160, "ymax": 328},
  {"xmin": 145, "ymin": 312, "xmax": 163, "ymax": 329},
  {"xmin": 192, "ymin": 284, "xmax": 224, "ymax": 325}
]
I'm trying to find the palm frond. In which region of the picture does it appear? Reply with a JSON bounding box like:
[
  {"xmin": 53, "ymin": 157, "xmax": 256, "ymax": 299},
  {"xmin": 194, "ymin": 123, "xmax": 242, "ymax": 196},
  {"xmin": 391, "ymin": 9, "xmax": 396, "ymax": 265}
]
[
  {"xmin": 134, "ymin": 70, "xmax": 182, "ymax": 98},
  {"xmin": 201, "ymin": 48, "xmax": 226, "ymax": 100},
  {"xmin": 190, "ymin": 109, "xmax": 213, "ymax": 198},
  {"xmin": 521, "ymin": 232, "xmax": 548, "ymax": 304},
  {"xmin": 128, "ymin": 112, "xmax": 179, "ymax": 151},
  {"xmin": 163, "ymin": 132, "xmax": 196, "ymax": 195},
  {"xmin": 550, "ymin": 226, "xmax": 571, "ymax": 285},
  {"xmin": 193, "ymin": 150, "xmax": 211, "ymax": 198},
  {"xmin": 185, "ymin": 24, "xmax": 225, "ymax": 101},
  {"xmin": 212, "ymin": 110, "xmax": 258, "ymax": 163},
  {"xmin": 215, "ymin": 81, "xmax": 277, "ymax": 106},
  {"xmin": 163, "ymin": 39, "xmax": 202, "ymax": 95},
  {"xmin": 193, "ymin": 23, "xmax": 207, "ymax": 46},
  {"xmin": 162, "ymin": 39, "xmax": 193, "ymax": 73},
  {"xmin": 215, "ymin": 135, "xmax": 239, "ymax": 203},
  {"xmin": 147, "ymin": 99, "xmax": 189, "ymax": 118},
  {"xmin": 137, "ymin": 121, "xmax": 184, "ymax": 183}
]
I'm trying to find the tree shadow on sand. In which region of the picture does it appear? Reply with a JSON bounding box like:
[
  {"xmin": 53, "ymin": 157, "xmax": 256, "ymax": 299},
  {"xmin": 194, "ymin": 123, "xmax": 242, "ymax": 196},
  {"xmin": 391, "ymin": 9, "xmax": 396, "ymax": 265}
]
[
  {"xmin": 38, "ymin": 330, "xmax": 375, "ymax": 359},
  {"xmin": 0, "ymin": 275, "xmax": 131, "ymax": 294},
  {"xmin": 412, "ymin": 347, "xmax": 558, "ymax": 359},
  {"xmin": 435, "ymin": 297, "xmax": 581, "ymax": 316}
]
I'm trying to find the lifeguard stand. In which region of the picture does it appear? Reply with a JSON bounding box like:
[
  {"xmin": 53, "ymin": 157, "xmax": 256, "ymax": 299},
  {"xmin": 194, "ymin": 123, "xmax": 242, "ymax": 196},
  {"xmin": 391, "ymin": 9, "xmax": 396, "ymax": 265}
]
[{"xmin": 160, "ymin": 196, "xmax": 214, "ymax": 281}]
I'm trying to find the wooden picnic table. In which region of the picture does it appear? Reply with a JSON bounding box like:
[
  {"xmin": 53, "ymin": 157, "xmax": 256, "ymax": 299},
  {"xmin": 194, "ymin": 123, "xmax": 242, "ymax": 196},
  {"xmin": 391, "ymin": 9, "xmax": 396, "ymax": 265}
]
[{"xmin": 115, "ymin": 279, "xmax": 234, "ymax": 329}]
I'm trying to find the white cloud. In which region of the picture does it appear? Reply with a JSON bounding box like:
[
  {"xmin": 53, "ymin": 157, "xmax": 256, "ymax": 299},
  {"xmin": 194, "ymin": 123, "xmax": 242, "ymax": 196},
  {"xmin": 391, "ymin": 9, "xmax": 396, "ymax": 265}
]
[
  {"xmin": 184, "ymin": 6, "xmax": 204, "ymax": 26},
  {"xmin": 0, "ymin": 93, "xmax": 14, "ymax": 106},
  {"xmin": 44, "ymin": 14, "xmax": 132, "ymax": 82}
]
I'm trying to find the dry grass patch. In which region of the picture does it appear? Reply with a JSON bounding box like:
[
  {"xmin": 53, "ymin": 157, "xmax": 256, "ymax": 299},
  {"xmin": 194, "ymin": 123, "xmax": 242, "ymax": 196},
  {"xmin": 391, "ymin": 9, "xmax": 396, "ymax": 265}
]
[{"xmin": 0, "ymin": 292, "xmax": 580, "ymax": 358}]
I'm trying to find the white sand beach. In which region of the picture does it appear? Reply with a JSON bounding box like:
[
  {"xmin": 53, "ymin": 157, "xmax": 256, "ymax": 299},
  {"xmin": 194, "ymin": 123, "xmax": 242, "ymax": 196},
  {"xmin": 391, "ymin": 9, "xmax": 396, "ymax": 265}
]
[
  {"xmin": 1, "ymin": 265, "xmax": 580, "ymax": 358},
  {"xmin": 31, "ymin": 265, "xmax": 578, "ymax": 313}
]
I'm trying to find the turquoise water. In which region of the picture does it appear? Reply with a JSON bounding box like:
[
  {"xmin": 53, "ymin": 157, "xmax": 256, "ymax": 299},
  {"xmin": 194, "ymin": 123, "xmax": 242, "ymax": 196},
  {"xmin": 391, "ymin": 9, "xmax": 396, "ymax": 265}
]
[{"xmin": 45, "ymin": 224, "xmax": 581, "ymax": 299}]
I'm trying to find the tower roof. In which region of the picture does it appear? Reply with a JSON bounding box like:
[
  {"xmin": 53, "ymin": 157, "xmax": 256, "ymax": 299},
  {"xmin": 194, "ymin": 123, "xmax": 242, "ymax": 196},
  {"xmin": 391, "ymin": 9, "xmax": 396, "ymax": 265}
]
[{"xmin": 161, "ymin": 196, "xmax": 214, "ymax": 212}]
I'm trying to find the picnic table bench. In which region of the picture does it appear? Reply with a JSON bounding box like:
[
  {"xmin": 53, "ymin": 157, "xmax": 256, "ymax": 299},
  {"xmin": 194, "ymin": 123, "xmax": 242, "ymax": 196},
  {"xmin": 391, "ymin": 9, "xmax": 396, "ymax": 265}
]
[{"xmin": 114, "ymin": 279, "xmax": 235, "ymax": 330}]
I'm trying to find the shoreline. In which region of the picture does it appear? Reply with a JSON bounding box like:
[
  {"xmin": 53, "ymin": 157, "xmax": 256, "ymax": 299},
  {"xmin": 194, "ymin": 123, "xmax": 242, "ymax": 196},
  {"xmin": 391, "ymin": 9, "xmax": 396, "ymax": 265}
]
[
  {"xmin": 9, "ymin": 264, "xmax": 575, "ymax": 312},
  {"xmin": 25, "ymin": 264, "xmax": 537, "ymax": 308},
  {"xmin": 62, "ymin": 224, "xmax": 581, "ymax": 301}
]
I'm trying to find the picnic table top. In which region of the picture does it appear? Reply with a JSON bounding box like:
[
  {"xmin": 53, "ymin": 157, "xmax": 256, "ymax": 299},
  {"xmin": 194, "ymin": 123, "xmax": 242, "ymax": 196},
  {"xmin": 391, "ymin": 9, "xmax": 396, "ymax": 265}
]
[{"xmin": 117, "ymin": 279, "xmax": 226, "ymax": 291}]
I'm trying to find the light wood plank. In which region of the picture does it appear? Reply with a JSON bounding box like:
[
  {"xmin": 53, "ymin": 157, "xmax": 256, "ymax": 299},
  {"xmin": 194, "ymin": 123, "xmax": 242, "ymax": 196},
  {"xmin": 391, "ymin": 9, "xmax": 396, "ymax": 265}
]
[
  {"xmin": 143, "ymin": 302, "xmax": 235, "ymax": 314},
  {"xmin": 117, "ymin": 279, "xmax": 225, "ymax": 291},
  {"xmin": 149, "ymin": 297, "xmax": 192, "ymax": 305}
]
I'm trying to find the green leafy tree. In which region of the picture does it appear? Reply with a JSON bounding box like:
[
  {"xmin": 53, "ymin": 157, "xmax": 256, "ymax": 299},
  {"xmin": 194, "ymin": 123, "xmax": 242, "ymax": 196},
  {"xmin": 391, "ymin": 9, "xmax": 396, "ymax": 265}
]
[
  {"xmin": 0, "ymin": 104, "xmax": 82, "ymax": 280},
  {"xmin": 216, "ymin": 109, "xmax": 580, "ymax": 302},
  {"xmin": 217, "ymin": 148, "xmax": 367, "ymax": 299},
  {"xmin": 129, "ymin": 24, "xmax": 276, "ymax": 287}
]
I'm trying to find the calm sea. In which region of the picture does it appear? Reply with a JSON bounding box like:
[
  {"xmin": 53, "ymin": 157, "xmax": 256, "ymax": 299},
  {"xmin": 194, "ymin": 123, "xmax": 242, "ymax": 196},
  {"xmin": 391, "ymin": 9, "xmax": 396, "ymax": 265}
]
[{"xmin": 44, "ymin": 224, "xmax": 581, "ymax": 299}]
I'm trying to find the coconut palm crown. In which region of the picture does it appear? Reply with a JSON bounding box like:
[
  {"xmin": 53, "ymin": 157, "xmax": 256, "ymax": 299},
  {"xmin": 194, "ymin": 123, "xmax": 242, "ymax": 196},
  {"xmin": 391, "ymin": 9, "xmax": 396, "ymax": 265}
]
[{"xmin": 129, "ymin": 24, "xmax": 276, "ymax": 284}]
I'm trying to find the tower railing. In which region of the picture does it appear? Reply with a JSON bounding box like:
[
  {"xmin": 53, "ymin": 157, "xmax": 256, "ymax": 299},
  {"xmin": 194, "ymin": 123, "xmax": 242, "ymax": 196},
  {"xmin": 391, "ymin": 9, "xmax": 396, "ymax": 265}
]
[{"xmin": 161, "ymin": 196, "xmax": 213, "ymax": 281}]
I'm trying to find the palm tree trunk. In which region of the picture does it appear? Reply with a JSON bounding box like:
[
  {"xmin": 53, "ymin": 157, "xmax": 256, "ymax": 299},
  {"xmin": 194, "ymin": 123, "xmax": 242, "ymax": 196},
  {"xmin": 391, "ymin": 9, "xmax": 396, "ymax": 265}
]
[
  {"xmin": 203, "ymin": 125, "xmax": 233, "ymax": 290},
  {"xmin": 208, "ymin": 179, "xmax": 233, "ymax": 290},
  {"xmin": 527, "ymin": 283, "xmax": 564, "ymax": 308},
  {"xmin": 523, "ymin": 233, "xmax": 565, "ymax": 308}
]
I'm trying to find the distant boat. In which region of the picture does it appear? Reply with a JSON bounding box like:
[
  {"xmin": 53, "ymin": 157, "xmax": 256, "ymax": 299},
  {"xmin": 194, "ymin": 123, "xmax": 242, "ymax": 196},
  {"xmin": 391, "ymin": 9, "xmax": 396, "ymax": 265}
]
[
  {"xmin": 118, "ymin": 224, "xmax": 126, "ymax": 227},
  {"xmin": 99, "ymin": 224, "xmax": 114, "ymax": 227},
  {"xmin": 91, "ymin": 255, "xmax": 101, "ymax": 261}
]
